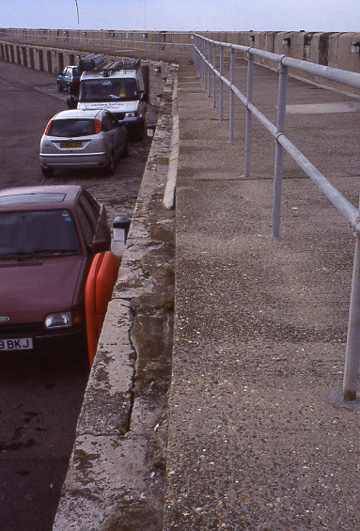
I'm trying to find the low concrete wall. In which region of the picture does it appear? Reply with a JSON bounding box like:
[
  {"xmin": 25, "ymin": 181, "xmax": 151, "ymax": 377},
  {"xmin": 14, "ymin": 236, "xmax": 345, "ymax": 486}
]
[
  {"xmin": 0, "ymin": 29, "xmax": 193, "ymax": 64},
  {"xmin": 0, "ymin": 40, "xmax": 171, "ymax": 106},
  {"xmin": 1, "ymin": 28, "xmax": 360, "ymax": 72},
  {"xmin": 2, "ymin": 28, "xmax": 360, "ymax": 96}
]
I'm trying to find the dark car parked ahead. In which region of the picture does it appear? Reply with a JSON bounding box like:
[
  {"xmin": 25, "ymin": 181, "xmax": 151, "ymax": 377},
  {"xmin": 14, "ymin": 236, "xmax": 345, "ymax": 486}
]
[
  {"xmin": 0, "ymin": 185, "xmax": 111, "ymax": 353},
  {"xmin": 57, "ymin": 65, "xmax": 81, "ymax": 94}
]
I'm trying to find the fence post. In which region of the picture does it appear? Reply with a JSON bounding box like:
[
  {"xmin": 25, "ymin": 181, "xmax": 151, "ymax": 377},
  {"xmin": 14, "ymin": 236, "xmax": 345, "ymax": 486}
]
[
  {"xmin": 193, "ymin": 36, "xmax": 197, "ymax": 69},
  {"xmin": 196, "ymin": 37, "xmax": 200, "ymax": 72},
  {"xmin": 343, "ymin": 208, "xmax": 360, "ymax": 401},
  {"xmin": 220, "ymin": 45, "xmax": 224, "ymax": 121},
  {"xmin": 272, "ymin": 61, "xmax": 289, "ymax": 239},
  {"xmin": 244, "ymin": 51, "xmax": 254, "ymax": 178},
  {"xmin": 197, "ymin": 38, "xmax": 201, "ymax": 79},
  {"xmin": 229, "ymin": 46, "xmax": 235, "ymax": 143},
  {"xmin": 213, "ymin": 42, "xmax": 216, "ymax": 108},
  {"xmin": 201, "ymin": 38, "xmax": 205, "ymax": 83},
  {"xmin": 208, "ymin": 40, "xmax": 212, "ymax": 98},
  {"xmin": 204, "ymin": 40, "xmax": 208, "ymax": 91}
]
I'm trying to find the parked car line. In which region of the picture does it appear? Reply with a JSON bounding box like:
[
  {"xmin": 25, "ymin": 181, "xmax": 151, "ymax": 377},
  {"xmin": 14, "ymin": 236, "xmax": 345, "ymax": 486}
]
[{"xmin": 39, "ymin": 108, "xmax": 128, "ymax": 177}]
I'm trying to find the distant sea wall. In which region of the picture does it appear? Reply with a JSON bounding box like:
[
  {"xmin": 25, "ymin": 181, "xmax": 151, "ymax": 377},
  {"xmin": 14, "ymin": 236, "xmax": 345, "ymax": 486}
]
[{"xmin": 1, "ymin": 29, "xmax": 360, "ymax": 95}]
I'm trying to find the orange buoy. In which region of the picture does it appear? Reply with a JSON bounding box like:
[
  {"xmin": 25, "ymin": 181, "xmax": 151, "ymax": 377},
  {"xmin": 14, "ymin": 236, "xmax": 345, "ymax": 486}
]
[{"xmin": 85, "ymin": 251, "xmax": 120, "ymax": 367}]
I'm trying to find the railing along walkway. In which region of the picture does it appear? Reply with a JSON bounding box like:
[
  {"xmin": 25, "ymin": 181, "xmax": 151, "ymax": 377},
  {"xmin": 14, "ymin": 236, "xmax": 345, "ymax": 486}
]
[{"xmin": 193, "ymin": 33, "xmax": 360, "ymax": 403}]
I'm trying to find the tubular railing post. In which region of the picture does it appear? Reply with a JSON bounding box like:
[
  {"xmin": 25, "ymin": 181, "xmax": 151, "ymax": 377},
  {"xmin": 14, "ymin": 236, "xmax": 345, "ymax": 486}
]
[
  {"xmin": 202, "ymin": 39, "xmax": 206, "ymax": 83},
  {"xmin": 343, "ymin": 209, "xmax": 360, "ymax": 402},
  {"xmin": 209, "ymin": 41, "xmax": 212, "ymax": 97},
  {"xmin": 244, "ymin": 51, "xmax": 254, "ymax": 178},
  {"xmin": 229, "ymin": 46, "xmax": 236, "ymax": 143},
  {"xmin": 204, "ymin": 40, "xmax": 208, "ymax": 90},
  {"xmin": 193, "ymin": 37, "xmax": 197, "ymax": 70},
  {"xmin": 198, "ymin": 41, "xmax": 201, "ymax": 72},
  {"xmin": 207, "ymin": 41, "xmax": 211, "ymax": 96},
  {"xmin": 203, "ymin": 40, "xmax": 206, "ymax": 88},
  {"xmin": 197, "ymin": 39, "xmax": 200, "ymax": 73},
  {"xmin": 208, "ymin": 40, "xmax": 212, "ymax": 98},
  {"xmin": 220, "ymin": 45, "xmax": 224, "ymax": 121},
  {"xmin": 213, "ymin": 42, "xmax": 216, "ymax": 108},
  {"xmin": 198, "ymin": 38, "xmax": 202, "ymax": 80},
  {"xmin": 202, "ymin": 39, "xmax": 205, "ymax": 82},
  {"xmin": 272, "ymin": 61, "xmax": 289, "ymax": 239}
]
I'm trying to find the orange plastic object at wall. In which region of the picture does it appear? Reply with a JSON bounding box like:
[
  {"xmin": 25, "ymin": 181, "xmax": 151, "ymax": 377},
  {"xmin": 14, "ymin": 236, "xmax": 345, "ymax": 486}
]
[{"xmin": 85, "ymin": 251, "xmax": 120, "ymax": 367}]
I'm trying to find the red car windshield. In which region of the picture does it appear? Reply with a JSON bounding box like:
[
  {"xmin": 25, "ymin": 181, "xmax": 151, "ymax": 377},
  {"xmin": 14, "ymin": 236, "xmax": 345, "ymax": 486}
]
[{"xmin": 0, "ymin": 210, "xmax": 81, "ymax": 259}]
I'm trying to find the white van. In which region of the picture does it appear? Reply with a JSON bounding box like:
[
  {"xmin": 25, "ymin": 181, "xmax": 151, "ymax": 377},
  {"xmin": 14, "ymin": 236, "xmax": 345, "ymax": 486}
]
[{"xmin": 68, "ymin": 57, "xmax": 148, "ymax": 140}]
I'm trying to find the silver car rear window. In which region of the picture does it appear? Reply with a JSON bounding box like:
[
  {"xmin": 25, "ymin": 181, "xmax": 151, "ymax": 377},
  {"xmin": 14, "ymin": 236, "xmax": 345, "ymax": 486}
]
[{"xmin": 49, "ymin": 119, "xmax": 95, "ymax": 137}]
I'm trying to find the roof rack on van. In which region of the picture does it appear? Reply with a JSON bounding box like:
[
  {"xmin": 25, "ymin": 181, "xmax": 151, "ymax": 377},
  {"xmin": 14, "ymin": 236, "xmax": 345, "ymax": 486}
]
[
  {"xmin": 101, "ymin": 58, "xmax": 141, "ymax": 76},
  {"xmin": 79, "ymin": 53, "xmax": 106, "ymax": 71},
  {"xmin": 79, "ymin": 55, "xmax": 141, "ymax": 74}
]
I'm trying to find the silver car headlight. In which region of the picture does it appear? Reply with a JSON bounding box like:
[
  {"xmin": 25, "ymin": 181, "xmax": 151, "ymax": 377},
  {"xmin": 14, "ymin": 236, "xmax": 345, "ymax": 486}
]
[{"xmin": 44, "ymin": 312, "xmax": 73, "ymax": 329}]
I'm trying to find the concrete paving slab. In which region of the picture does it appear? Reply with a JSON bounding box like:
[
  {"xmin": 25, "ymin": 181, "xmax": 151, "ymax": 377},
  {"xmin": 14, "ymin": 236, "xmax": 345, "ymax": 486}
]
[{"xmin": 286, "ymin": 101, "xmax": 360, "ymax": 114}]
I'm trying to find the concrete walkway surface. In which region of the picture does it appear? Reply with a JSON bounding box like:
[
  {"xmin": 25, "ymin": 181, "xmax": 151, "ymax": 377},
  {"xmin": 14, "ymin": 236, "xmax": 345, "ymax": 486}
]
[{"xmin": 163, "ymin": 62, "xmax": 360, "ymax": 529}]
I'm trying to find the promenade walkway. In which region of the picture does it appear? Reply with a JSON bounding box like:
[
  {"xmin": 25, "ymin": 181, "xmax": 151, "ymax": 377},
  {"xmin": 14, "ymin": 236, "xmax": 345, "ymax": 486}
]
[{"xmin": 163, "ymin": 61, "xmax": 360, "ymax": 529}]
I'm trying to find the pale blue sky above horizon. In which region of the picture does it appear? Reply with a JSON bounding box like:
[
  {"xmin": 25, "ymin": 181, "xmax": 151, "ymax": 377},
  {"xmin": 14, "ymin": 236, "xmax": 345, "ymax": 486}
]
[{"xmin": 2, "ymin": 0, "xmax": 360, "ymax": 32}]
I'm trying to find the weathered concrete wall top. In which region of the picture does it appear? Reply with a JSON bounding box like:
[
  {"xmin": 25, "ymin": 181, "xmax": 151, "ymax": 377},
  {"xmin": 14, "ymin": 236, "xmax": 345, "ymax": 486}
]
[{"xmin": 1, "ymin": 28, "xmax": 360, "ymax": 74}]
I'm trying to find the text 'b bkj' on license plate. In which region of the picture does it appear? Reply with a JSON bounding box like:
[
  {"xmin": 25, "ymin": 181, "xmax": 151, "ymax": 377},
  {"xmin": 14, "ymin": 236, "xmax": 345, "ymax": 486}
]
[{"xmin": 0, "ymin": 338, "xmax": 33, "ymax": 351}]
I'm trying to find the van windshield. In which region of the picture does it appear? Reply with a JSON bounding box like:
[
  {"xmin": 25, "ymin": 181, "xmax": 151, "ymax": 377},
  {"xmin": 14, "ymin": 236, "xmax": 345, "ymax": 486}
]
[{"xmin": 79, "ymin": 78, "xmax": 139, "ymax": 102}]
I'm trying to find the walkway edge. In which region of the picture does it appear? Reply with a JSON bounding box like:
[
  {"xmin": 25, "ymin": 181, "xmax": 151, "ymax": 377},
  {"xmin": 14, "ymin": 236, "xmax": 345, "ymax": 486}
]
[{"xmin": 163, "ymin": 75, "xmax": 179, "ymax": 210}]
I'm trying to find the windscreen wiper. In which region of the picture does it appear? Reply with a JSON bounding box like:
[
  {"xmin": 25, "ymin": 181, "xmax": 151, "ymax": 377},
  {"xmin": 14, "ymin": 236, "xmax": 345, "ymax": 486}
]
[
  {"xmin": 0, "ymin": 251, "xmax": 36, "ymax": 260},
  {"xmin": 32, "ymin": 249, "xmax": 80, "ymax": 256}
]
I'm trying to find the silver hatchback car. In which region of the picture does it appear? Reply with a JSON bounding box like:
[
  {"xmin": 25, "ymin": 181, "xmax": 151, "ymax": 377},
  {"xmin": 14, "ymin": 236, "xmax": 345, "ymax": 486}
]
[{"xmin": 39, "ymin": 109, "xmax": 128, "ymax": 177}]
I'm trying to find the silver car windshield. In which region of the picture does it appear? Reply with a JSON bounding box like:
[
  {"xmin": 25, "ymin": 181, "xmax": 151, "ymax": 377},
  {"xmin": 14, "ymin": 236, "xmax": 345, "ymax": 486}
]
[
  {"xmin": 48, "ymin": 119, "xmax": 95, "ymax": 138},
  {"xmin": 80, "ymin": 78, "xmax": 139, "ymax": 102},
  {"xmin": 0, "ymin": 210, "xmax": 81, "ymax": 258}
]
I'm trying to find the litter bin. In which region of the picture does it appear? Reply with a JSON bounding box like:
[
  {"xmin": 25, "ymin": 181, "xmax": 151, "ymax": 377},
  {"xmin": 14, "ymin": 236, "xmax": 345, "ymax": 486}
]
[{"xmin": 112, "ymin": 213, "xmax": 132, "ymax": 258}]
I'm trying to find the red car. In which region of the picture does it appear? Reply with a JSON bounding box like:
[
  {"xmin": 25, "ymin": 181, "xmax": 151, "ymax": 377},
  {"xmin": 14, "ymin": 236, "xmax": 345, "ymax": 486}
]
[{"xmin": 0, "ymin": 185, "xmax": 111, "ymax": 352}]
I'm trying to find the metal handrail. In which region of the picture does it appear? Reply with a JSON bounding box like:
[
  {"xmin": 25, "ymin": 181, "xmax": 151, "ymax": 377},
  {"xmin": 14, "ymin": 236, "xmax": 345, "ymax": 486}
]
[{"xmin": 192, "ymin": 33, "xmax": 360, "ymax": 403}]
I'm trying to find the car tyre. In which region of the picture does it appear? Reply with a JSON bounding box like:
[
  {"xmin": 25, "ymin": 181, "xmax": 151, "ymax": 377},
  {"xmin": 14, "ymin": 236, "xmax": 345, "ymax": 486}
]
[
  {"xmin": 41, "ymin": 167, "xmax": 54, "ymax": 178},
  {"xmin": 136, "ymin": 122, "xmax": 145, "ymax": 142},
  {"xmin": 122, "ymin": 140, "xmax": 129, "ymax": 158},
  {"xmin": 105, "ymin": 153, "xmax": 115, "ymax": 176}
]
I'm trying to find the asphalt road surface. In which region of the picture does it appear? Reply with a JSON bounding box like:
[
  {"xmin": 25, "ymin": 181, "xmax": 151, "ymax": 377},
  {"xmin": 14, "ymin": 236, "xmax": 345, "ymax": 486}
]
[{"xmin": 0, "ymin": 60, "xmax": 156, "ymax": 530}]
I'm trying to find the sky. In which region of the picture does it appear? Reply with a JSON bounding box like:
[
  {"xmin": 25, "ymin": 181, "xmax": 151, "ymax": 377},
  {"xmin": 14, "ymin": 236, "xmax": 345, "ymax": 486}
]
[{"xmin": 1, "ymin": 0, "xmax": 360, "ymax": 33}]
